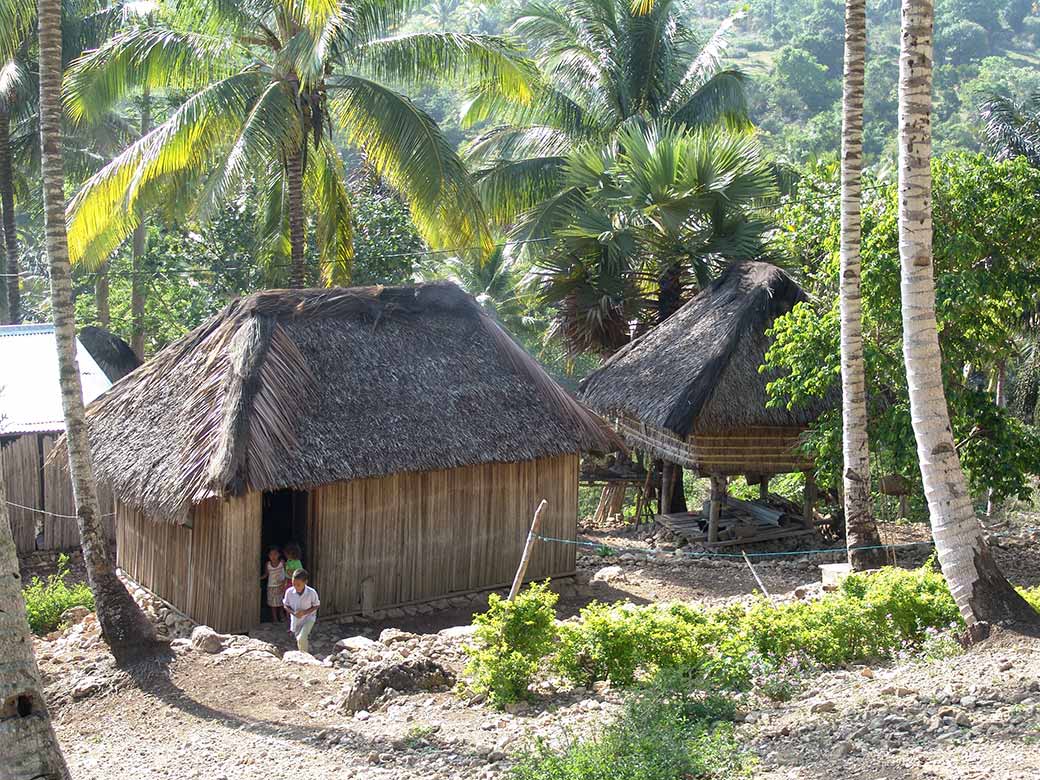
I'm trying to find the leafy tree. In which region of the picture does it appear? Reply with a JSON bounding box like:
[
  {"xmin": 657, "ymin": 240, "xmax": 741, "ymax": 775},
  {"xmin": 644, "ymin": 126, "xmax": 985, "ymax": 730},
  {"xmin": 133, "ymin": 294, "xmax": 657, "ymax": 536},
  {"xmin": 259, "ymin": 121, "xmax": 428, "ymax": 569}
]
[
  {"xmin": 937, "ymin": 20, "xmax": 990, "ymax": 66},
  {"xmin": 63, "ymin": 0, "xmax": 525, "ymax": 287},
  {"xmin": 772, "ymin": 46, "xmax": 837, "ymax": 113}
]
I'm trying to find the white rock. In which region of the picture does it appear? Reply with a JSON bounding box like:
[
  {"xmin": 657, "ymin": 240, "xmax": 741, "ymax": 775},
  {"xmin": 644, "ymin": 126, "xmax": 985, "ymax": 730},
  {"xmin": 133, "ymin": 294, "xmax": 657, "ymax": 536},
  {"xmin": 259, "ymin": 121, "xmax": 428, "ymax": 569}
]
[
  {"xmin": 591, "ymin": 565, "xmax": 624, "ymax": 583},
  {"xmin": 283, "ymin": 651, "xmax": 322, "ymax": 665},
  {"xmin": 437, "ymin": 625, "xmax": 478, "ymax": 640},
  {"xmin": 190, "ymin": 625, "xmax": 229, "ymax": 654}
]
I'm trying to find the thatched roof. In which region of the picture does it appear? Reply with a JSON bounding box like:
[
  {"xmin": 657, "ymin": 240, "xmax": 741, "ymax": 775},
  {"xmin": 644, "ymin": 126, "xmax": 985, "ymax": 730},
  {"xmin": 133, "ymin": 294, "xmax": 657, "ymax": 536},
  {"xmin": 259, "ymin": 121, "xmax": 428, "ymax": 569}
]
[
  {"xmin": 78, "ymin": 326, "xmax": 141, "ymax": 382},
  {"xmin": 81, "ymin": 282, "xmax": 617, "ymax": 521},
  {"xmin": 580, "ymin": 262, "xmax": 832, "ymax": 436}
]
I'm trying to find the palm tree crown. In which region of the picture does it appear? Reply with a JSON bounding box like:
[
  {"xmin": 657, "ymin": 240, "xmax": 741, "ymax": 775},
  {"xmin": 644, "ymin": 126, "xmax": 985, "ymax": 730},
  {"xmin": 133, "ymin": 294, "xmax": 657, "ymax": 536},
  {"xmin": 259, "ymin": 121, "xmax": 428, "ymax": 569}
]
[
  {"xmin": 64, "ymin": 0, "xmax": 530, "ymax": 284},
  {"xmin": 464, "ymin": 0, "xmax": 749, "ymax": 227},
  {"xmin": 980, "ymin": 90, "xmax": 1040, "ymax": 168}
]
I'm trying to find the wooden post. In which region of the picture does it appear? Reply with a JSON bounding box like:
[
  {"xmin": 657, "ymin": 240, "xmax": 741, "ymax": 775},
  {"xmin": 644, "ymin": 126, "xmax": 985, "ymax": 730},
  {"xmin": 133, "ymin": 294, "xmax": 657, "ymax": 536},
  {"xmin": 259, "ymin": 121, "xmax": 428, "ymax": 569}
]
[
  {"xmin": 758, "ymin": 477, "xmax": 769, "ymax": 501},
  {"xmin": 803, "ymin": 471, "xmax": 817, "ymax": 525},
  {"xmin": 509, "ymin": 499, "xmax": 549, "ymax": 601},
  {"xmin": 708, "ymin": 475, "xmax": 725, "ymax": 543}
]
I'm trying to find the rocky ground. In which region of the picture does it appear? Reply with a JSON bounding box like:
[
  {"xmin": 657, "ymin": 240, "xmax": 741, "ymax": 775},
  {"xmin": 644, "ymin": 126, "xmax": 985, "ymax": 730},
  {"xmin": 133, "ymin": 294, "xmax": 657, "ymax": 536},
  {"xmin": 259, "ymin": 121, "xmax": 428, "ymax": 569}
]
[{"xmin": 27, "ymin": 518, "xmax": 1040, "ymax": 780}]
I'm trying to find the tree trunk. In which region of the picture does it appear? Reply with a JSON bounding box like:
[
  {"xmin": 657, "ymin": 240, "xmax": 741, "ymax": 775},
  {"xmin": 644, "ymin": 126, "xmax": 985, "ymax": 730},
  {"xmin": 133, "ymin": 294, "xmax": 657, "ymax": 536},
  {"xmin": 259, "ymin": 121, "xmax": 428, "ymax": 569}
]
[
  {"xmin": 130, "ymin": 95, "xmax": 151, "ymax": 359},
  {"xmin": 0, "ymin": 476, "xmax": 71, "ymax": 779},
  {"xmin": 287, "ymin": 145, "xmax": 306, "ymax": 288},
  {"xmin": 95, "ymin": 263, "xmax": 110, "ymax": 328},
  {"xmin": 0, "ymin": 107, "xmax": 19, "ymax": 324},
  {"xmin": 840, "ymin": 0, "xmax": 884, "ymax": 571},
  {"xmin": 985, "ymin": 360, "xmax": 1006, "ymax": 519},
  {"xmin": 38, "ymin": 0, "xmax": 155, "ymax": 656},
  {"xmin": 656, "ymin": 262, "xmax": 683, "ymax": 323},
  {"xmin": 897, "ymin": 0, "xmax": 1039, "ymax": 629}
]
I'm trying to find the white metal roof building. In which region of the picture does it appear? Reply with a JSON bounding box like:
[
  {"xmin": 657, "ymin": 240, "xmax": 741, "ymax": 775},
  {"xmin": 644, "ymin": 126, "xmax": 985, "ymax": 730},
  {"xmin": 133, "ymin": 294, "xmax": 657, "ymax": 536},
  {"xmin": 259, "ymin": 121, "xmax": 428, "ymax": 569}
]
[{"xmin": 0, "ymin": 323, "xmax": 112, "ymax": 436}]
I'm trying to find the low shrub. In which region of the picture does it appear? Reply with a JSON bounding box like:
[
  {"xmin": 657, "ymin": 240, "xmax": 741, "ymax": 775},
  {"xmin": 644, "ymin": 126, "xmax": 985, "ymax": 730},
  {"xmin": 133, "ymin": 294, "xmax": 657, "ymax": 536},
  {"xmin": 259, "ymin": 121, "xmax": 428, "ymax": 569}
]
[
  {"xmin": 22, "ymin": 554, "xmax": 94, "ymax": 635},
  {"xmin": 464, "ymin": 581, "xmax": 558, "ymax": 706},
  {"xmin": 1020, "ymin": 586, "xmax": 1040, "ymax": 614},
  {"xmin": 509, "ymin": 675, "xmax": 752, "ymax": 780}
]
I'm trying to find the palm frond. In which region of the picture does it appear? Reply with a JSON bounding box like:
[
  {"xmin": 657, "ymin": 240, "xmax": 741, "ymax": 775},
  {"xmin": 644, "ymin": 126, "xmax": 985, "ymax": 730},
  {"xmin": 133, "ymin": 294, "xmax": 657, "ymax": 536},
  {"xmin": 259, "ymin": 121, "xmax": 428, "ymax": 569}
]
[
  {"xmin": 328, "ymin": 73, "xmax": 491, "ymax": 254},
  {"xmin": 0, "ymin": 0, "xmax": 34, "ymax": 63},
  {"xmin": 464, "ymin": 124, "xmax": 571, "ymax": 164},
  {"xmin": 979, "ymin": 91, "xmax": 1040, "ymax": 167},
  {"xmin": 473, "ymin": 156, "xmax": 567, "ymax": 224},
  {"xmin": 354, "ymin": 32, "xmax": 536, "ymax": 102},
  {"xmin": 67, "ymin": 70, "xmax": 265, "ymax": 267},
  {"xmin": 666, "ymin": 69, "xmax": 749, "ymax": 128},
  {"xmin": 306, "ymin": 140, "xmax": 354, "ymax": 286},
  {"xmin": 64, "ymin": 26, "xmax": 242, "ymax": 124}
]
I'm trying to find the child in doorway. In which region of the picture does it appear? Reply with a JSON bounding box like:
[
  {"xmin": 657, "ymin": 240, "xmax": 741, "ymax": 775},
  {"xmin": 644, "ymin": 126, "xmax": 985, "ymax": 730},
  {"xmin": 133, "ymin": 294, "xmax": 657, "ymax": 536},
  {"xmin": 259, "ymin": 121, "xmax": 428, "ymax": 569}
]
[
  {"xmin": 260, "ymin": 546, "xmax": 286, "ymax": 623},
  {"xmin": 282, "ymin": 568, "xmax": 320, "ymax": 654}
]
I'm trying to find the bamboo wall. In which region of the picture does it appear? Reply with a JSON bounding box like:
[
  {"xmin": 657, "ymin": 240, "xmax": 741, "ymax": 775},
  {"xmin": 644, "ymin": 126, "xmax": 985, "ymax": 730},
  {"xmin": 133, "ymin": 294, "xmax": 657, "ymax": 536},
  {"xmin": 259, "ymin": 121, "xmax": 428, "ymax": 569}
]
[
  {"xmin": 613, "ymin": 415, "xmax": 810, "ymax": 477},
  {"xmin": 309, "ymin": 454, "xmax": 579, "ymax": 616},
  {"xmin": 1, "ymin": 433, "xmax": 116, "ymax": 553},
  {"xmin": 116, "ymin": 454, "xmax": 579, "ymax": 632},
  {"xmin": 117, "ymin": 493, "xmax": 261, "ymax": 633}
]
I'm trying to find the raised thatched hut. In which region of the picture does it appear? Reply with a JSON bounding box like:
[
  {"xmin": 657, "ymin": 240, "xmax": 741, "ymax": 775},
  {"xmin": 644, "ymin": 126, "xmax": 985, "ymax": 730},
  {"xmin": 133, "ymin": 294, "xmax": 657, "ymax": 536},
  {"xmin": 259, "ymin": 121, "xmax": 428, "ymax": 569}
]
[
  {"xmin": 80, "ymin": 282, "xmax": 616, "ymax": 632},
  {"xmin": 580, "ymin": 262, "xmax": 831, "ymax": 538},
  {"xmin": 0, "ymin": 324, "xmax": 118, "ymax": 551}
]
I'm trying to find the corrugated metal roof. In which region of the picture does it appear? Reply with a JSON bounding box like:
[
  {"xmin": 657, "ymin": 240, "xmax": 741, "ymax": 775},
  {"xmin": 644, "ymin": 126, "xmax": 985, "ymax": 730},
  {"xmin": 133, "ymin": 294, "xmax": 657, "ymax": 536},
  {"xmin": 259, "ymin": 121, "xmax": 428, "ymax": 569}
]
[{"xmin": 0, "ymin": 323, "xmax": 112, "ymax": 435}]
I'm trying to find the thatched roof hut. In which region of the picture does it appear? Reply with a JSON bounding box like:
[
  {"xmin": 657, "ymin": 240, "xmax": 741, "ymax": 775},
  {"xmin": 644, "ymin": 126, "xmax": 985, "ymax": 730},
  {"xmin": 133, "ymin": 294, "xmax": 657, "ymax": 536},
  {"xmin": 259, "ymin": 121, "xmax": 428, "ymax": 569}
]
[
  {"xmin": 580, "ymin": 262, "xmax": 831, "ymax": 479},
  {"xmin": 83, "ymin": 282, "xmax": 616, "ymax": 632}
]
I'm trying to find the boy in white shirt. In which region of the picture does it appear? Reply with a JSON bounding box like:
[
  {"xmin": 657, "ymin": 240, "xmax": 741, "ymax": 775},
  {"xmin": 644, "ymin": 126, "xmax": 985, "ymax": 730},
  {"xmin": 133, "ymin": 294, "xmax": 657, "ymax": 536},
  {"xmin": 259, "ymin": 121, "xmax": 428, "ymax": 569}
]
[{"xmin": 282, "ymin": 568, "xmax": 320, "ymax": 654}]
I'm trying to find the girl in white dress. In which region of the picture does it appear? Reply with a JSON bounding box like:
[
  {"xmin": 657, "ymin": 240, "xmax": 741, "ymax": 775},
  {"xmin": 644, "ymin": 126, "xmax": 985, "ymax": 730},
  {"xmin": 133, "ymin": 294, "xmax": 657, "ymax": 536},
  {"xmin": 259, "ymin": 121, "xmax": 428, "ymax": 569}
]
[{"xmin": 261, "ymin": 547, "xmax": 287, "ymax": 622}]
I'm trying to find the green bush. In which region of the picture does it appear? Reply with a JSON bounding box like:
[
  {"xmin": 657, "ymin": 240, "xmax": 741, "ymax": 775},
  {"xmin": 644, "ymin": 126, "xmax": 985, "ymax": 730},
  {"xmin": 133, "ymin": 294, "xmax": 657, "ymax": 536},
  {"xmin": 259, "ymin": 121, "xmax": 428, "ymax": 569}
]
[
  {"xmin": 464, "ymin": 581, "xmax": 558, "ymax": 706},
  {"xmin": 1019, "ymin": 586, "xmax": 1040, "ymax": 614},
  {"xmin": 509, "ymin": 675, "xmax": 752, "ymax": 780},
  {"xmin": 22, "ymin": 554, "xmax": 94, "ymax": 635}
]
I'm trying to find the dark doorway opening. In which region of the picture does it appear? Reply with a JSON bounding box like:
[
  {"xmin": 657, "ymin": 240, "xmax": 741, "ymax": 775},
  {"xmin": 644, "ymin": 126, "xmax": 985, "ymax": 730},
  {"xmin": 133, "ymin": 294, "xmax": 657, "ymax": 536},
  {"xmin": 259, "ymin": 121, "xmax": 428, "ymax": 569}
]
[{"xmin": 261, "ymin": 488, "xmax": 309, "ymax": 622}]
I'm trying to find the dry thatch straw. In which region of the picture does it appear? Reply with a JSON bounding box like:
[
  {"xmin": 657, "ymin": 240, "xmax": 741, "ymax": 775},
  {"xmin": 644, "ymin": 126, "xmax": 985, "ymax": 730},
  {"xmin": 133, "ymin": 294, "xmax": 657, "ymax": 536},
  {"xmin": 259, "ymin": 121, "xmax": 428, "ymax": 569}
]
[
  {"xmin": 71, "ymin": 282, "xmax": 618, "ymax": 522},
  {"xmin": 580, "ymin": 262, "xmax": 834, "ymax": 436}
]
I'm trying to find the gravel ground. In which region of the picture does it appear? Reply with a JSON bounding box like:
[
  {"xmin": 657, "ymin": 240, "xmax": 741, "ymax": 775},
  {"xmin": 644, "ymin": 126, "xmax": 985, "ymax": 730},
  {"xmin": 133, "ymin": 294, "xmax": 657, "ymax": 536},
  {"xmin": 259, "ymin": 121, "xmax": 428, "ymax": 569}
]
[{"xmin": 28, "ymin": 518, "xmax": 1040, "ymax": 780}]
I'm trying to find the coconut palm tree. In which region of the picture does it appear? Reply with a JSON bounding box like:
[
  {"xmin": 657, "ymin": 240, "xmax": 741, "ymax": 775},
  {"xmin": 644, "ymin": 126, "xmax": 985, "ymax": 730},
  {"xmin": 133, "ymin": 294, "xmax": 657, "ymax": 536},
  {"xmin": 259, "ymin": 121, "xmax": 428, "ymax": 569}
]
[
  {"xmin": 530, "ymin": 121, "xmax": 776, "ymax": 355},
  {"xmin": 979, "ymin": 89, "xmax": 1040, "ymax": 168},
  {"xmin": 464, "ymin": 0, "xmax": 749, "ymax": 229},
  {"xmin": 897, "ymin": 0, "xmax": 1038, "ymax": 629},
  {"xmin": 839, "ymin": 0, "xmax": 883, "ymax": 570},
  {"xmin": 0, "ymin": 476, "xmax": 70, "ymax": 780},
  {"xmin": 64, "ymin": 0, "xmax": 530, "ymax": 286},
  {"xmin": 38, "ymin": 0, "xmax": 154, "ymax": 655}
]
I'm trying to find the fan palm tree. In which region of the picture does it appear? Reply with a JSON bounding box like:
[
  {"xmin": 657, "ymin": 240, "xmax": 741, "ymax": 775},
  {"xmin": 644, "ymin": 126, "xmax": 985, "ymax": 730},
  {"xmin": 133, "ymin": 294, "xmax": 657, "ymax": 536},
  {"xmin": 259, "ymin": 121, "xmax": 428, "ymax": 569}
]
[
  {"xmin": 530, "ymin": 121, "xmax": 776, "ymax": 355},
  {"xmin": 0, "ymin": 476, "xmax": 70, "ymax": 779},
  {"xmin": 464, "ymin": 0, "xmax": 749, "ymax": 230},
  {"xmin": 979, "ymin": 90, "xmax": 1040, "ymax": 168},
  {"xmin": 838, "ymin": 0, "xmax": 883, "ymax": 570},
  {"xmin": 38, "ymin": 0, "xmax": 155, "ymax": 654},
  {"xmin": 897, "ymin": 0, "xmax": 1038, "ymax": 629},
  {"xmin": 64, "ymin": 0, "xmax": 531, "ymax": 287}
]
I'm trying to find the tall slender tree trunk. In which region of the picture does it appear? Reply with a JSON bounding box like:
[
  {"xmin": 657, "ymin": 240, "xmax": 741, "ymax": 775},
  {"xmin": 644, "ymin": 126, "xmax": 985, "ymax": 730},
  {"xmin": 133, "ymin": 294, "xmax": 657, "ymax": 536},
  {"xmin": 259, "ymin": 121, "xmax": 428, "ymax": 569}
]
[
  {"xmin": 985, "ymin": 360, "xmax": 1007, "ymax": 519},
  {"xmin": 287, "ymin": 145, "xmax": 306, "ymax": 288},
  {"xmin": 130, "ymin": 94, "xmax": 151, "ymax": 359},
  {"xmin": 0, "ymin": 107, "xmax": 20, "ymax": 324},
  {"xmin": 0, "ymin": 477, "xmax": 70, "ymax": 779},
  {"xmin": 840, "ymin": 0, "xmax": 884, "ymax": 570},
  {"xmin": 897, "ymin": 0, "xmax": 1039, "ymax": 629},
  {"xmin": 38, "ymin": 0, "xmax": 154, "ymax": 656},
  {"xmin": 658, "ymin": 262, "xmax": 688, "ymax": 513}
]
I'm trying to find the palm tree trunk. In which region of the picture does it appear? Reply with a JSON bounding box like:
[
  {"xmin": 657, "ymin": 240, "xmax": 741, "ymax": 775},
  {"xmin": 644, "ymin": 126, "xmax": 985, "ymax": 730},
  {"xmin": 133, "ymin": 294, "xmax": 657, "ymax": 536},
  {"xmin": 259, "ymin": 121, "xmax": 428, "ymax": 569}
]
[
  {"xmin": 0, "ymin": 107, "xmax": 20, "ymax": 324},
  {"xmin": 897, "ymin": 0, "xmax": 1039, "ymax": 629},
  {"xmin": 840, "ymin": 0, "xmax": 884, "ymax": 571},
  {"xmin": 985, "ymin": 360, "xmax": 1006, "ymax": 519},
  {"xmin": 130, "ymin": 95, "xmax": 151, "ymax": 359},
  {"xmin": 95, "ymin": 263, "xmax": 110, "ymax": 328},
  {"xmin": 38, "ymin": 0, "xmax": 155, "ymax": 656},
  {"xmin": 0, "ymin": 477, "xmax": 70, "ymax": 780},
  {"xmin": 287, "ymin": 145, "xmax": 306, "ymax": 288}
]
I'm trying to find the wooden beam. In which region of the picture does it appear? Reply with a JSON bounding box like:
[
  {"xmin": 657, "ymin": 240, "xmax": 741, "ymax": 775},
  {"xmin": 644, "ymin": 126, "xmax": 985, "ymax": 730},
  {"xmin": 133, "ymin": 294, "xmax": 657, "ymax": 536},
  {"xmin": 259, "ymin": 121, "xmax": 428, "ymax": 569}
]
[
  {"xmin": 803, "ymin": 471, "xmax": 817, "ymax": 525},
  {"xmin": 708, "ymin": 475, "xmax": 726, "ymax": 543}
]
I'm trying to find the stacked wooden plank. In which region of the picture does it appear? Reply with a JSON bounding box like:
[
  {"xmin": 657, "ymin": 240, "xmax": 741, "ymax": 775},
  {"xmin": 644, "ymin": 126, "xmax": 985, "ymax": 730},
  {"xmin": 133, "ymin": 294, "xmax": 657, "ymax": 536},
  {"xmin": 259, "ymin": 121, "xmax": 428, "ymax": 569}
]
[{"xmin": 656, "ymin": 495, "xmax": 815, "ymax": 549}]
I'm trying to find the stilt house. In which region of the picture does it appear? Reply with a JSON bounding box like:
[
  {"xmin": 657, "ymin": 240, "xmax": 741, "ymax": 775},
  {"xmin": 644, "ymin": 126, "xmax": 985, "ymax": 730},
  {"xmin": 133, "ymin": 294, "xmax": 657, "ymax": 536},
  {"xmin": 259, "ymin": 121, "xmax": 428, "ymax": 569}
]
[
  {"xmin": 79, "ymin": 283, "xmax": 616, "ymax": 632},
  {"xmin": 579, "ymin": 262, "xmax": 832, "ymax": 537},
  {"xmin": 0, "ymin": 324, "xmax": 125, "ymax": 551}
]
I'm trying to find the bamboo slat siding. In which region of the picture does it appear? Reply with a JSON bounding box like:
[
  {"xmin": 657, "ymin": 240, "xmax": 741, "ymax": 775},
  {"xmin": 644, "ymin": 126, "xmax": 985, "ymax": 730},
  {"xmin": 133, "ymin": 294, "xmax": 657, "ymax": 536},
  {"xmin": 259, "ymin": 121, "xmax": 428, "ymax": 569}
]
[
  {"xmin": 117, "ymin": 454, "xmax": 578, "ymax": 632},
  {"xmin": 2, "ymin": 433, "xmax": 116, "ymax": 553},
  {"xmin": 1, "ymin": 435, "xmax": 40, "ymax": 551},
  {"xmin": 613, "ymin": 415, "xmax": 810, "ymax": 476},
  {"xmin": 117, "ymin": 493, "xmax": 261, "ymax": 633},
  {"xmin": 310, "ymin": 454, "xmax": 579, "ymax": 616}
]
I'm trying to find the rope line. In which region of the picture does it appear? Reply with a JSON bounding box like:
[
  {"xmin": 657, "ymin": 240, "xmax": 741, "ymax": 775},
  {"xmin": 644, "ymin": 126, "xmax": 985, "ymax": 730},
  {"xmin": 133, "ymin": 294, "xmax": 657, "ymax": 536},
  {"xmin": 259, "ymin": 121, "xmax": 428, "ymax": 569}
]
[
  {"xmin": 533, "ymin": 533, "xmax": 934, "ymax": 560},
  {"xmin": 5, "ymin": 500, "xmax": 116, "ymax": 520}
]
